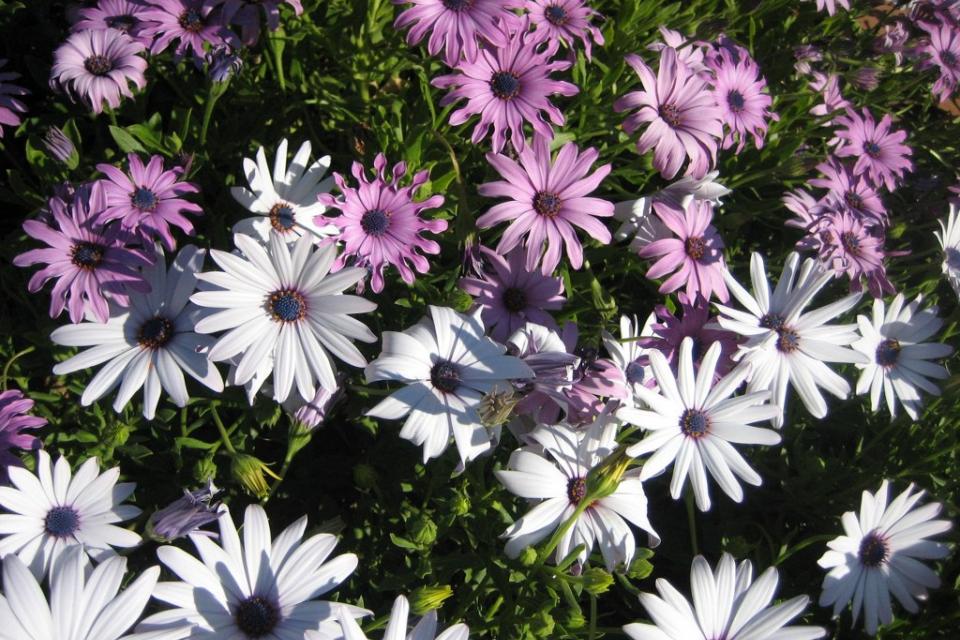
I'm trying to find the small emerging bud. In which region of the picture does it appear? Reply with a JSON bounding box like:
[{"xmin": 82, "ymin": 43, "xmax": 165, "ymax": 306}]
[
  {"xmin": 231, "ymin": 453, "xmax": 280, "ymax": 499},
  {"xmin": 146, "ymin": 480, "xmax": 223, "ymax": 542},
  {"xmin": 407, "ymin": 515, "xmax": 437, "ymax": 547},
  {"xmin": 194, "ymin": 456, "xmax": 217, "ymax": 483},
  {"xmin": 585, "ymin": 443, "xmax": 631, "ymax": 502},
  {"xmin": 519, "ymin": 546, "xmax": 538, "ymax": 566},
  {"xmin": 409, "ymin": 585, "xmax": 453, "ymax": 616},
  {"xmin": 43, "ymin": 126, "xmax": 77, "ymax": 166},
  {"xmin": 581, "ymin": 567, "xmax": 614, "ymax": 596},
  {"xmin": 207, "ymin": 46, "xmax": 243, "ymax": 83},
  {"xmin": 531, "ymin": 610, "xmax": 555, "ymax": 638},
  {"xmin": 478, "ymin": 384, "xmax": 520, "ymax": 428},
  {"xmin": 293, "ymin": 383, "xmax": 342, "ymax": 431}
]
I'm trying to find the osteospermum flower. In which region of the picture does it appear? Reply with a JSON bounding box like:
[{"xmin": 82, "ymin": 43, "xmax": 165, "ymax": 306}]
[
  {"xmin": 934, "ymin": 202, "xmax": 960, "ymax": 298},
  {"xmin": 231, "ymin": 138, "xmax": 339, "ymax": 245},
  {"xmin": 809, "ymin": 159, "xmax": 888, "ymax": 227},
  {"xmin": 476, "ymin": 135, "xmax": 613, "ymax": 275},
  {"xmin": 496, "ymin": 418, "xmax": 660, "ymax": 570},
  {"xmin": 526, "ymin": 0, "xmax": 605, "ymax": 59},
  {"xmin": 614, "ymin": 46, "xmax": 723, "ymax": 180},
  {"xmin": 918, "ymin": 19, "xmax": 960, "ymax": 102},
  {"xmin": 217, "ymin": 0, "xmax": 304, "ymax": 46},
  {"xmin": 852, "ymin": 294, "xmax": 953, "ymax": 419},
  {"xmin": 816, "ymin": 209, "xmax": 895, "ymax": 297},
  {"xmin": 191, "ymin": 233, "xmax": 377, "ymax": 403},
  {"xmin": 601, "ymin": 314, "xmax": 656, "ymax": 403},
  {"xmin": 13, "ymin": 183, "xmax": 150, "ymax": 324},
  {"xmin": 708, "ymin": 47, "xmax": 777, "ymax": 151},
  {"xmin": 459, "ymin": 246, "xmax": 566, "ymax": 342},
  {"xmin": 507, "ymin": 322, "xmax": 578, "ymax": 425},
  {"xmin": 833, "ymin": 108, "xmax": 913, "ymax": 191},
  {"xmin": 618, "ymin": 338, "xmax": 780, "ymax": 511},
  {"xmin": 0, "ymin": 450, "xmax": 141, "ymax": 579},
  {"xmin": 0, "ymin": 390, "xmax": 45, "ymax": 482},
  {"xmin": 316, "ymin": 153, "xmax": 447, "ymax": 293},
  {"xmin": 97, "ymin": 153, "xmax": 203, "ymax": 250},
  {"xmin": 50, "ymin": 245, "xmax": 224, "ymax": 420},
  {"xmin": 146, "ymin": 480, "xmax": 223, "ymax": 542},
  {"xmin": 715, "ymin": 252, "xmax": 867, "ymax": 428},
  {"xmin": 318, "ymin": 595, "xmax": 469, "ymax": 640},
  {"xmin": 0, "ymin": 547, "xmax": 159, "ymax": 640},
  {"xmin": 136, "ymin": 504, "xmax": 365, "ymax": 639},
  {"xmin": 643, "ymin": 292, "xmax": 739, "ymax": 377},
  {"xmin": 560, "ymin": 323, "xmax": 629, "ymax": 424},
  {"xmin": 808, "ymin": 0, "xmax": 851, "ymax": 15},
  {"xmin": 72, "ymin": 0, "xmax": 157, "ymax": 46},
  {"xmin": 639, "ymin": 199, "xmax": 729, "ymax": 302},
  {"xmin": 393, "ymin": 0, "xmax": 520, "ymax": 66},
  {"xmin": 365, "ymin": 306, "xmax": 533, "ymax": 465},
  {"xmin": 0, "ymin": 59, "xmax": 28, "ymax": 138},
  {"xmin": 432, "ymin": 19, "xmax": 578, "ymax": 152},
  {"xmin": 818, "ymin": 480, "xmax": 952, "ymax": 635},
  {"xmin": 624, "ymin": 553, "xmax": 826, "ymax": 640},
  {"xmin": 809, "ymin": 72, "xmax": 852, "ymax": 120},
  {"xmin": 141, "ymin": 0, "xmax": 237, "ymax": 61},
  {"xmin": 49, "ymin": 28, "xmax": 147, "ymax": 114}
]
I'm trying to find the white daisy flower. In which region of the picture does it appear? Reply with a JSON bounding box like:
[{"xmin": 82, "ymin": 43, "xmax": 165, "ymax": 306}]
[
  {"xmin": 231, "ymin": 138, "xmax": 340, "ymax": 245},
  {"xmin": 934, "ymin": 202, "xmax": 960, "ymax": 299},
  {"xmin": 495, "ymin": 415, "xmax": 660, "ymax": 571},
  {"xmin": 0, "ymin": 545, "xmax": 159, "ymax": 640},
  {"xmin": 136, "ymin": 504, "xmax": 366, "ymax": 639},
  {"xmin": 624, "ymin": 552, "xmax": 826, "ymax": 640},
  {"xmin": 602, "ymin": 313, "xmax": 657, "ymax": 405},
  {"xmin": 191, "ymin": 232, "xmax": 377, "ymax": 404},
  {"xmin": 617, "ymin": 338, "xmax": 781, "ymax": 512},
  {"xmin": 818, "ymin": 480, "xmax": 952, "ymax": 635},
  {"xmin": 365, "ymin": 306, "xmax": 533, "ymax": 466},
  {"xmin": 50, "ymin": 245, "xmax": 223, "ymax": 420},
  {"xmin": 715, "ymin": 251, "xmax": 867, "ymax": 428},
  {"xmin": 852, "ymin": 294, "xmax": 953, "ymax": 420},
  {"xmin": 0, "ymin": 450, "xmax": 141, "ymax": 579},
  {"xmin": 307, "ymin": 595, "xmax": 468, "ymax": 640}
]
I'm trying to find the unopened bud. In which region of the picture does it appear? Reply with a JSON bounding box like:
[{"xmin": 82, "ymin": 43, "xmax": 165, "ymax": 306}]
[
  {"xmin": 410, "ymin": 585, "xmax": 453, "ymax": 616},
  {"xmin": 478, "ymin": 384, "xmax": 520, "ymax": 428},
  {"xmin": 230, "ymin": 454, "xmax": 280, "ymax": 499},
  {"xmin": 581, "ymin": 567, "xmax": 614, "ymax": 596}
]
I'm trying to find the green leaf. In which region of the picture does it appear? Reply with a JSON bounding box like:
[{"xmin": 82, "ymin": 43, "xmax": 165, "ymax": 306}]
[{"xmin": 109, "ymin": 125, "xmax": 148, "ymax": 154}]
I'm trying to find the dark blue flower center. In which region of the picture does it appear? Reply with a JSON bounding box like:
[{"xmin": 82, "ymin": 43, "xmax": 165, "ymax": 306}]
[
  {"xmin": 360, "ymin": 208, "xmax": 390, "ymax": 236},
  {"xmin": 864, "ymin": 141, "xmax": 882, "ymax": 158},
  {"xmin": 83, "ymin": 54, "xmax": 113, "ymax": 76},
  {"xmin": 844, "ymin": 191, "xmax": 863, "ymax": 210},
  {"xmin": 71, "ymin": 242, "xmax": 105, "ymax": 269},
  {"xmin": 105, "ymin": 14, "xmax": 138, "ymax": 32},
  {"xmin": 234, "ymin": 595, "xmax": 280, "ymax": 638},
  {"xmin": 727, "ymin": 89, "xmax": 746, "ymax": 113},
  {"xmin": 502, "ymin": 287, "xmax": 527, "ymax": 312},
  {"xmin": 875, "ymin": 338, "xmax": 901, "ymax": 367},
  {"xmin": 533, "ymin": 191, "xmax": 562, "ymax": 217},
  {"xmin": 659, "ymin": 103, "xmax": 681, "ymax": 128},
  {"xmin": 430, "ymin": 360, "xmax": 462, "ymax": 393},
  {"xmin": 759, "ymin": 313, "xmax": 786, "ymax": 332},
  {"xmin": 490, "ymin": 71, "xmax": 521, "ymax": 100},
  {"xmin": 178, "ymin": 8, "xmax": 205, "ymax": 33},
  {"xmin": 545, "ymin": 4, "xmax": 568, "ymax": 25},
  {"xmin": 139, "ymin": 316, "xmax": 174, "ymax": 349},
  {"xmin": 45, "ymin": 505, "xmax": 80, "ymax": 537},
  {"xmin": 567, "ymin": 476, "xmax": 587, "ymax": 504},
  {"xmin": 858, "ymin": 531, "xmax": 889, "ymax": 567},
  {"xmin": 685, "ymin": 236, "xmax": 706, "ymax": 260},
  {"xmin": 841, "ymin": 231, "xmax": 861, "ymax": 255},
  {"xmin": 269, "ymin": 290, "xmax": 306, "ymax": 322},
  {"xmin": 776, "ymin": 327, "xmax": 800, "ymax": 353},
  {"xmin": 625, "ymin": 360, "xmax": 646, "ymax": 384},
  {"xmin": 442, "ymin": 0, "xmax": 474, "ymax": 10},
  {"xmin": 132, "ymin": 187, "xmax": 159, "ymax": 211},
  {"xmin": 267, "ymin": 202, "xmax": 295, "ymax": 232},
  {"xmin": 942, "ymin": 51, "xmax": 958, "ymax": 68},
  {"xmin": 680, "ymin": 408, "xmax": 709, "ymax": 438}
]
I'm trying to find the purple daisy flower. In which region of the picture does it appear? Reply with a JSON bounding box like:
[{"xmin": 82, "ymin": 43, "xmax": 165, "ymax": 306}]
[
  {"xmin": 614, "ymin": 46, "xmax": 723, "ymax": 180},
  {"xmin": 315, "ymin": 153, "xmax": 446, "ymax": 293},
  {"xmin": 141, "ymin": 0, "xmax": 236, "ymax": 61},
  {"xmin": 833, "ymin": 108, "xmax": 913, "ymax": 192},
  {"xmin": 640, "ymin": 292, "xmax": 739, "ymax": 377},
  {"xmin": 783, "ymin": 188, "xmax": 827, "ymax": 238},
  {"xmin": 818, "ymin": 209, "xmax": 896, "ymax": 297},
  {"xmin": 526, "ymin": 0, "xmax": 605, "ymax": 60},
  {"xmin": 808, "ymin": 72, "xmax": 851, "ymax": 119},
  {"xmin": 476, "ymin": 135, "xmax": 613, "ymax": 275},
  {"xmin": 507, "ymin": 322, "xmax": 577, "ymax": 425},
  {"xmin": 639, "ymin": 199, "xmax": 729, "ymax": 303},
  {"xmin": 393, "ymin": 0, "xmax": 521, "ymax": 67},
  {"xmin": 72, "ymin": 0, "xmax": 157, "ymax": 47},
  {"xmin": 214, "ymin": 0, "xmax": 303, "ymax": 46},
  {"xmin": 96, "ymin": 153, "xmax": 204, "ymax": 250},
  {"xmin": 49, "ymin": 28, "xmax": 147, "ymax": 115},
  {"xmin": 918, "ymin": 20, "xmax": 960, "ymax": 102},
  {"xmin": 708, "ymin": 47, "xmax": 777, "ymax": 152},
  {"xmin": 560, "ymin": 322, "xmax": 628, "ymax": 424},
  {"xmin": 809, "ymin": 0, "xmax": 850, "ymax": 15},
  {"xmin": 0, "ymin": 60, "xmax": 28, "ymax": 139},
  {"xmin": 0, "ymin": 390, "xmax": 46, "ymax": 483},
  {"xmin": 809, "ymin": 159, "xmax": 887, "ymax": 226},
  {"xmin": 13, "ymin": 183, "xmax": 151, "ymax": 324},
  {"xmin": 459, "ymin": 245, "xmax": 566, "ymax": 342},
  {"xmin": 432, "ymin": 19, "xmax": 578, "ymax": 153}
]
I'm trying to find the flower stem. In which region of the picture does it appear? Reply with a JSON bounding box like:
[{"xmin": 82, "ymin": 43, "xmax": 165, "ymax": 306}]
[
  {"xmin": 537, "ymin": 499, "xmax": 591, "ymax": 565},
  {"xmin": 200, "ymin": 81, "xmax": 229, "ymax": 145},
  {"xmin": 210, "ymin": 404, "xmax": 236, "ymax": 455},
  {"xmin": 685, "ymin": 490, "xmax": 699, "ymax": 556},
  {"xmin": 269, "ymin": 30, "xmax": 286, "ymax": 91},
  {"xmin": 588, "ymin": 593, "xmax": 598, "ymax": 640}
]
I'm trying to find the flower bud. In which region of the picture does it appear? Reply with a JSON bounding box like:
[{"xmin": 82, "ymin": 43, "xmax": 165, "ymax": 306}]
[
  {"xmin": 519, "ymin": 546, "xmax": 538, "ymax": 566},
  {"xmin": 231, "ymin": 453, "xmax": 280, "ymax": 499},
  {"xmin": 563, "ymin": 609, "xmax": 586, "ymax": 629},
  {"xmin": 581, "ymin": 567, "xmax": 614, "ymax": 596},
  {"xmin": 407, "ymin": 515, "xmax": 437, "ymax": 547},
  {"xmin": 43, "ymin": 126, "xmax": 78, "ymax": 167},
  {"xmin": 409, "ymin": 585, "xmax": 453, "ymax": 616},
  {"xmin": 531, "ymin": 610, "xmax": 555, "ymax": 638},
  {"xmin": 585, "ymin": 444, "xmax": 631, "ymax": 502},
  {"xmin": 146, "ymin": 481, "xmax": 223, "ymax": 542},
  {"xmin": 478, "ymin": 384, "xmax": 519, "ymax": 428},
  {"xmin": 194, "ymin": 457, "xmax": 217, "ymax": 483},
  {"xmin": 451, "ymin": 491, "xmax": 470, "ymax": 516}
]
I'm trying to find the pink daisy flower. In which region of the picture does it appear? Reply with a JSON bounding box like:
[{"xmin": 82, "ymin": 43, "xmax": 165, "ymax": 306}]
[
  {"xmin": 783, "ymin": 188, "xmax": 826, "ymax": 237},
  {"xmin": 833, "ymin": 108, "xmax": 913, "ymax": 192},
  {"xmin": 49, "ymin": 28, "xmax": 147, "ymax": 115},
  {"xmin": 13, "ymin": 183, "xmax": 151, "ymax": 324},
  {"xmin": 476, "ymin": 135, "xmax": 613, "ymax": 275},
  {"xmin": 526, "ymin": 0, "xmax": 605, "ymax": 60},
  {"xmin": 638, "ymin": 199, "xmax": 729, "ymax": 303},
  {"xmin": 0, "ymin": 390, "xmax": 46, "ymax": 482},
  {"xmin": 432, "ymin": 19, "xmax": 578, "ymax": 153},
  {"xmin": 708, "ymin": 48, "xmax": 777, "ymax": 151},
  {"xmin": 614, "ymin": 46, "xmax": 723, "ymax": 180},
  {"xmin": 315, "ymin": 153, "xmax": 446, "ymax": 293},
  {"xmin": 809, "ymin": 159, "xmax": 888, "ymax": 226},
  {"xmin": 96, "ymin": 153, "xmax": 204, "ymax": 250},
  {"xmin": 918, "ymin": 20, "xmax": 960, "ymax": 102},
  {"xmin": 0, "ymin": 60, "xmax": 28, "ymax": 138},
  {"xmin": 141, "ymin": 0, "xmax": 237, "ymax": 61},
  {"xmin": 560, "ymin": 323, "xmax": 628, "ymax": 424},
  {"xmin": 808, "ymin": 0, "xmax": 851, "ymax": 15},
  {"xmin": 641, "ymin": 292, "xmax": 739, "ymax": 377},
  {"xmin": 648, "ymin": 26, "xmax": 707, "ymax": 72},
  {"xmin": 818, "ymin": 209, "xmax": 896, "ymax": 297},
  {"xmin": 808, "ymin": 72, "xmax": 851, "ymax": 119},
  {"xmin": 459, "ymin": 245, "xmax": 566, "ymax": 342},
  {"xmin": 72, "ymin": 0, "xmax": 157, "ymax": 47},
  {"xmin": 393, "ymin": 0, "xmax": 521, "ymax": 66}
]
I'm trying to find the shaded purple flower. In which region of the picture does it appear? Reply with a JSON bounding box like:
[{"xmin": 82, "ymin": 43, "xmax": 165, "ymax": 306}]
[
  {"xmin": 43, "ymin": 127, "xmax": 77, "ymax": 165},
  {"xmin": 0, "ymin": 60, "xmax": 28, "ymax": 139},
  {"xmin": 507, "ymin": 322, "xmax": 577, "ymax": 424},
  {"xmin": 816, "ymin": 209, "xmax": 896, "ymax": 297},
  {"xmin": 431, "ymin": 19, "xmax": 578, "ymax": 152},
  {"xmin": 560, "ymin": 322, "xmax": 628, "ymax": 424},
  {"xmin": 809, "ymin": 72, "xmax": 851, "ymax": 119},
  {"xmin": 141, "ymin": 0, "xmax": 237, "ymax": 61},
  {"xmin": 49, "ymin": 28, "xmax": 147, "ymax": 115},
  {"xmin": 794, "ymin": 44, "xmax": 822, "ymax": 75},
  {"xmin": 833, "ymin": 108, "xmax": 913, "ymax": 191},
  {"xmin": 918, "ymin": 20, "xmax": 960, "ymax": 101},
  {"xmin": 526, "ymin": 0, "xmax": 605, "ymax": 59},
  {"xmin": 783, "ymin": 187, "xmax": 826, "ymax": 235},
  {"xmin": 459, "ymin": 245, "xmax": 566, "ymax": 342},
  {"xmin": 13, "ymin": 183, "xmax": 151, "ymax": 323},
  {"xmin": 315, "ymin": 153, "xmax": 446, "ymax": 293},
  {"xmin": 850, "ymin": 67, "xmax": 881, "ymax": 91},
  {"xmin": 639, "ymin": 199, "xmax": 729, "ymax": 303},
  {"xmin": 0, "ymin": 390, "xmax": 45, "ymax": 482},
  {"xmin": 217, "ymin": 0, "xmax": 303, "ymax": 46},
  {"xmin": 640, "ymin": 292, "xmax": 739, "ymax": 377},
  {"xmin": 146, "ymin": 481, "xmax": 223, "ymax": 541},
  {"xmin": 874, "ymin": 19, "xmax": 910, "ymax": 64},
  {"xmin": 393, "ymin": 0, "xmax": 521, "ymax": 66},
  {"xmin": 708, "ymin": 47, "xmax": 777, "ymax": 151},
  {"xmin": 72, "ymin": 0, "xmax": 157, "ymax": 47},
  {"xmin": 809, "ymin": 160, "xmax": 887, "ymax": 226},
  {"xmin": 477, "ymin": 136, "xmax": 612, "ymax": 275},
  {"xmin": 96, "ymin": 153, "xmax": 204, "ymax": 250},
  {"xmin": 614, "ymin": 46, "xmax": 723, "ymax": 180},
  {"xmin": 206, "ymin": 45, "xmax": 242, "ymax": 82}
]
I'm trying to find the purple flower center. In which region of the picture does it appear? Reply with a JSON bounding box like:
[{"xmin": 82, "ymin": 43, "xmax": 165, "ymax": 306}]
[
  {"xmin": 858, "ymin": 530, "xmax": 889, "ymax": 567},
  {"xmin": 545, "ymin": 4, "xmax": 569, "ymax": 25},
  {"xmin": 430, "ymin": 359, "xmax": 462, "ymax": 393},
  {"xmin": 269, "ymin": 290, "xmax": 307, "ymax": 322},
  {"xmin": 490, "ymin": 71, "xmax": 521, "ymax": 100},
  {"xmin": 131, "ymin": 187, "xmax": 159, "ymax": 211},
  {"xmin": 502, "ymin": 287, "xmax": 527, "ymax": 312},
  {"xmin": 442, "ymin": 0, "xmax": 474, "ymax": 10},
  {"xmin": 533, "ymin": 191, "xmax": 562, "ymax": 217},
  {"xmin": 83, "ymin": 54, "xmax": 114, "ymax": 76},
  {"xmin": 178, "ymin": 8, "xmax": 205, "ymax": 33},
  {"xmin": 659, "ymin": 103, "xmax": 681, "ymax": 128},
  {"xmin": 71, "ymin": 242, "xmax": 105, "ymax": 270},
  {"xmin": 360, "ymin": 208, "xmax": 390, "ymax": 236},
  {"xmin": 567, "ymin": 476, "xmax": 587, "ymax": 504},
  {"xmin": 45, "ymin": 505, "xmax": 80, "ymax": 537},
  {"xmin": 105, "ymin": 14, "xmax": 138, "ymax": 32},
  {"xmin": 235, "ymin": 595, "xmax": 280, "ymax": 638},
  {"xmin": 841, "ymin": 231, "xmax": 861, "ymax": 255},
  {"xmin": 776, "ymin": 327, "xmax": 800, "ymax": 353},
  {"xmin": 269, "ymin": 202, "xmax": 296, "ymax": 232},
  {"xmin": 625, "ymin": 360, "xmax": 645, "ymax": 384},
  {"xmin": 864, "ymin": 141, "xmax": 882, "ymax": 158},
  {"xmin": 685, "ymin": 236, "xmax": 706, "ymax": 260},
  {"xmin": 679, "ymin": 408, "xmax": 709, "ymax": 438},
  {"xmin": 727, "ymin": 89, "xmax": 746, "ymax": 113},
  {"xmin": 942, "ymin": 50, "xmax": 958, "ymax": 68},
  {"xmin": 138, "ymin": 316, "xmax": 174, "ymax": 349},
  {"xmin": 875, "ymin": 338, "xmax": 901, "ymax": 367},
  {"xmin": 844, "ymin": 190, "xmax": 863, "ymax": 210}
]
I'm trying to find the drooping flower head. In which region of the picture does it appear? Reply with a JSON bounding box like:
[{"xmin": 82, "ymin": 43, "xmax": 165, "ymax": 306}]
[
  {"xmin": 833, "ymin": 108, "xmax": 913, "ymax": 192},
  {"xmin": 0, "ymin": 59, "xmax": 28, "ymax": 138},
  {"xmin": 146, "ymin": 480, "xmax": 223, "ymax": 542},
  {"xmin": 917, "ymin": 19, "xmax": 960, "ymax": 102},
  {"xmin": 206, "ymin": 44, "xmax": 243, "ymax": 82},
  {"xmin": 141, "ymin": 0, "xmax": 237, "ymax": 61},
  {"xmin": 526, "ymin": 0, "xmax": 605, "ymax": 59},
  {"xmin": 217, "ymin": 0, "xmax": 304, "ymax": 46},
  {"xmin": 707, "ymin": 47, "xmax": 778, "ymax": 151},
  {"xmin": 49, "ymin": 28, "xmax": 147, "ymax": 114},
  {"xmin": 432, "ymin": 19, "xmax": 579, "ymax": 152},
  {"xmin": 642, "ymin": 292, "xmax": 739, "ymax": 377},
  {"xmin": 0, "ymin": 390, "xmax": 45, "ymax": 482},
  {"xmin": 72, "ymin": 0, "xmax": 157, "ymax": 46},
  {"xmin": 476, "ymin": 135, "xmax": 613, "ymax": 275},
  {"xmin": 316, "ymin": 153, "xmax": 447, "ymax": 293}
]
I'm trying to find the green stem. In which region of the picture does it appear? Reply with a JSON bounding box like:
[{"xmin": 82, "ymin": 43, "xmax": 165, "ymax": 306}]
[
  {"xmin": 200, "ymin": 81, "xmax": 228, "ymax": 145},
  {"xmin": 537, "ymin": 499, "xmax": 591, "ymax": 565},
  {"xmin": 686, "ymin": 490, "xmax": 699, "ymax": 556},
  {"xmin": 210, "ymin": 404, "xmax": 237, "ymax": 455},
  {"xmin": 1, "ymin": 346, "xmax": 35, "ymax": 391},
  {"xmin": 588, "ymin": 594, "xmax": 598, "ymax": 640},
  {"xmin": 270, "ymin": 32, "xmax": 286, "ymax": 91}
]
